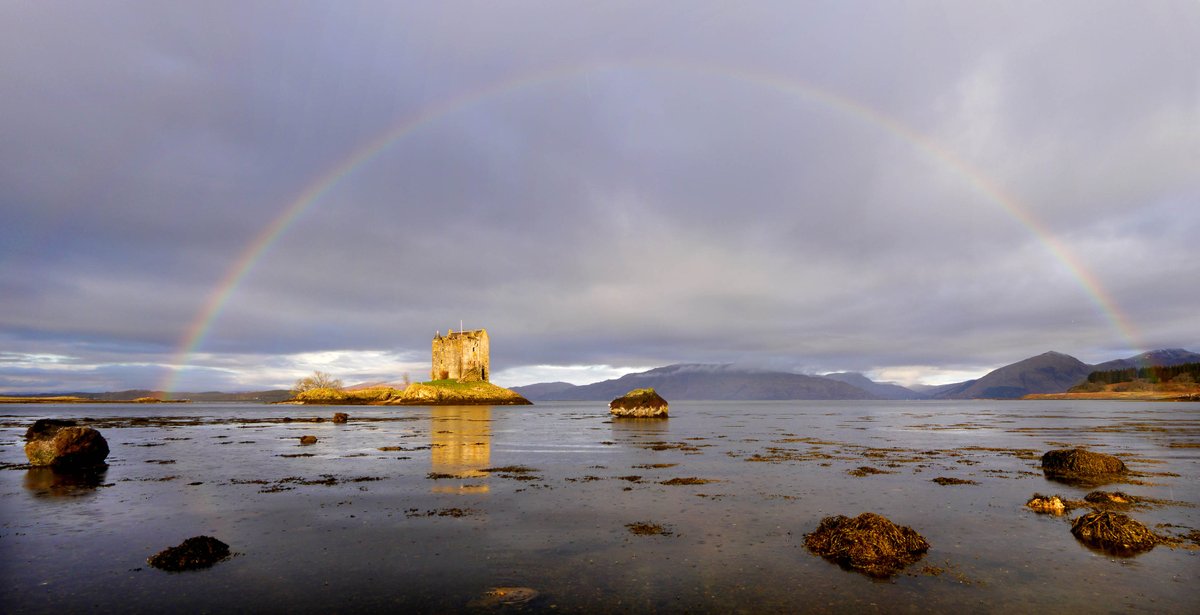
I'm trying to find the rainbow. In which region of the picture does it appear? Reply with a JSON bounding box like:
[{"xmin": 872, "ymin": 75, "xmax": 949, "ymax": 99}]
[{"xmin": 158, "ymin": 59, "xmax": 1143, "ymax": 395}]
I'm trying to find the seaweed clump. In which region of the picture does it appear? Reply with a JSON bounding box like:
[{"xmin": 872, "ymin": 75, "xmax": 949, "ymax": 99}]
[
  {"xmin": 1084, "ymin": 490, "xmax": 1134, "ymax": 507},
  {"xmin": 148, "ymin": 536, "xmax": 231, "ymax": 571},
  {"xmin": 1041, "ymin": 448, "xmax": 1126, "ymax": 484},
  {"xmin": 803, "ymin": 512, "xmax": 929, "ymax": 578},
  {"xmin": 1070, "ymin": 511, "xmax": 1157, "ymax": 555}
]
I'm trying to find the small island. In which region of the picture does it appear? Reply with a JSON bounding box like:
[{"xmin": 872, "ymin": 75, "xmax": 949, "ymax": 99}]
[{"xmin": 285, "ymin": 327, "xmax": 531, "ymax": 406}]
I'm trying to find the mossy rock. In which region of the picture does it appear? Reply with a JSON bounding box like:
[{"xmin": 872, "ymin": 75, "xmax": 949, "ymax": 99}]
[
  {"xmin": 610, "ymin": 388, "xmax": 669, "ymax": 418},
  {"xmin": 1041, "ymin": 448, "xmax": 1126, "ymax": 484}
]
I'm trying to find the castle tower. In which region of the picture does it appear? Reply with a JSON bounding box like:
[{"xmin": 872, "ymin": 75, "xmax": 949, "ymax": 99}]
[{"xmin": 431, "ymin": 328, "xmax": 490, "ymax": 382}]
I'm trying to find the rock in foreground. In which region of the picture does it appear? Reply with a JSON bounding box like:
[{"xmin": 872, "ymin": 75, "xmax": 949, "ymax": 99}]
[
  {"xmin": 24, "ymin": 419, "xmax": 109, "ymax": 468},
  {"xmin": 803, "ymin": 512, "xmax": 929, "ymax": 578},
  {"xmin": 148, "ymin": 536, "xmax": 231, "ymax": 571},
  {"xmin": 1041, "ymin": 448, "xmax": 1127, "ymax": 483},
  {"xmin": 1070, "ymin": 511, "xmax": 1157, "ymax": 555},
  {"xmin": 610, "ymin": 388, "xmax": 669, "ymax": 418}
]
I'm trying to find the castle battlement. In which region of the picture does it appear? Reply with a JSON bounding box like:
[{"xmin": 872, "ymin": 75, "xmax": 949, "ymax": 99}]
[{"xmin": 431, "ymin": 328, "xmax": 490, "ymax": 382}]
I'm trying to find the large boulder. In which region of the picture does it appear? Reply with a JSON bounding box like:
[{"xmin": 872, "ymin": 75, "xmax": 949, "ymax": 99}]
[
  {"xmin": 24, "ymin": 419, "xmax": 109, "ymax": 468},
  {"xmin": 609, "ymin": 388, "xmax": 669, "ymax": 418},
  {"xmin": 803, "ymin": 512, "xmax": 929, "ymax": 578},
  {"xmin": 1041, "ymin": 448, "xmax": 1126, "ymax": 484}
]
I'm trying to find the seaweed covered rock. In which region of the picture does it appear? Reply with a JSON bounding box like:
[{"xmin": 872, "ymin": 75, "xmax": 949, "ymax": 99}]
[
  {"xmin": 1026, "ymin": 494, "xmax": 1069, "ymax": 515},
  {"xmin": 803, "ymin": 512, "xmax": 929, "ymax": 577},
  {"xmin": 24, "ymin": 419, "xmax": 109, "ymax": 468},
  {"xmin": 1041, "ymin": 448, "xmax": 1126, "ymax": 483},
  {"xmin": 148, "ymin": 536, "xmax": 231, "ymax": 571},
  {"xmin": 609, "ymin": 388, "xmax": 669, "ymax": 418},
  {"xmin": 1070, "ymin": 511, "xmax": 1157, "ymax": 555},
  {"xmin": 332, "ymin": 412, "xmax": 350, "ymax": 423},
  {"xmin": 299, "ymin": 435, "xmax": 318, "ymax": 445}
]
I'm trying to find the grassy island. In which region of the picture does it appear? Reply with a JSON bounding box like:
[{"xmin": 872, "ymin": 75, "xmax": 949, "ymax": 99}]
[{"xmin": 286, "ymin": 380, "xmax": 531, "ymax": 406}]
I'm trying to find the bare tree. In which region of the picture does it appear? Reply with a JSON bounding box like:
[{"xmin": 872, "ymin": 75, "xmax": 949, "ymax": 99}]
[
  {"xmin": 402, "ymin": 372, "xmax": 411, "ymax": 387},
  {"xmin": 293, "ymin": 371, "xmax": 343, "ymax": 393}
]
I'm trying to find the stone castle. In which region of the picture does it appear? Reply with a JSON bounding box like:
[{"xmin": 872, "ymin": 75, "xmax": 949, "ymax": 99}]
[{"xmin": 431, "ymin": 328, "xmax": 490, "ymax": 382}]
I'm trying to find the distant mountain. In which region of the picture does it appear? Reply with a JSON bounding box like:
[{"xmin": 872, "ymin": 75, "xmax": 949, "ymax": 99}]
[
  {"xmin": 510, "ymin": 364, "xmax": 878, "ymax": 401},
  {"xmin": 932, "ymin": 351, "xmax": 1091, "ymax": 399},
  {"xmin": 1090, "ymin": 348, "xmax": 1200, "ymax": 373},
  {"xmin": 506, "ymin": 381, "xmax": 579, "ymax": 399},
  {"xmin": 909, "ymin": 381, "xmax": 977, "ymax": 397},
  {"xmin": 30, "ymin": 389, "xmax": 296, "ymax": 403},
  {"xmin": 822, "ymin": 372, "xmax": 928, "ymax": 400}
]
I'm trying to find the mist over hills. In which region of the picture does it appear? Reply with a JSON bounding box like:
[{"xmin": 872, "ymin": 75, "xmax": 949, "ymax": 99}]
[
  {"xmin": 821, "ymin": 372, "xmax": 928, "ymax": 400},
  {"xmin": 9, "ymin": 348, "xmax": 1195, "ymax": 403},
  {"xmin": 1090, "ymin": 348, "xmax": 1200, "ymax": 373},
  {"xmin": 511, "ymin": 363, "xmax": 877, "ymax": 401},
  {"xmin": 514, "ymin": 348, "xmax": 1199, "ymax": 402}
]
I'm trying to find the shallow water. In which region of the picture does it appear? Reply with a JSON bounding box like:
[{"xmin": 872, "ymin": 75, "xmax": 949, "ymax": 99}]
[{"xmin": 1, "ymin": 400, "xmax": 1198, "ymax": 613}]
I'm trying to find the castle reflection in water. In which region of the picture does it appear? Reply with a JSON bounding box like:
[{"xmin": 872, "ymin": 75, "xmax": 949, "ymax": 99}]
[{"xmin": 430, "ymin": 406, "xmax": 491, "ymax": 494}]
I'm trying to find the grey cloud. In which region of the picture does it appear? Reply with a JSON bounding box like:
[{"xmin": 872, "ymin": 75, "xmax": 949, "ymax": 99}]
[{"xmin": 1, "ymin": 2, "xmax": 1197, "ymax": 392}]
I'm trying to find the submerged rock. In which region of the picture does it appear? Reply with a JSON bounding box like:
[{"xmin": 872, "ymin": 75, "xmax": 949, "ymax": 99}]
[
  {"xmin": 1070, "ymin": 511, "xmax": 1157, "ymax": 555},
  {"xmin": 609, "ymin": 388, "xmax": 669, "ymax": 418},
  {"xmin": 24, "ymin": 420, "xmax": 109, "ymax": 468},
  {"xmin": 803, "ymin": 512, "xmax": 929, "ymax": 578},
  {"xmin": 147, "ymin": 536, "xmax": 231, "ymax": 571},
  {"xmin": 1084, "ymin": 490, "xmax": 1134, "ymax": 506},
  {"xmin": 1041, "ymin": 448, "xmax": 1126, "ymax": 483},
  {"xmin": 468, "ymin": 587, "xmax": 539, "ymax": 608}
]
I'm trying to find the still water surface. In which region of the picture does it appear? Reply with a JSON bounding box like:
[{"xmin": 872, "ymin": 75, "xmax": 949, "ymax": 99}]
[{"xmin": 1, "ymin": 400, "xmax": 1197, "ymax": 613}]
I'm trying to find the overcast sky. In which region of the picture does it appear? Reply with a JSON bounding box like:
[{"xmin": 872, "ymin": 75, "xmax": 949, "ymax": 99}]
[{"xmin": 2, "ymin": 2, "xmax": 1197, "ymax": 393}]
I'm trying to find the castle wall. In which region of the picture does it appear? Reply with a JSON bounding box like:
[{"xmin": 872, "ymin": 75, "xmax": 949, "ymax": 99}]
[{"xmin": 431, "ymin": 329, "xmax": 490, "ymax": 382}]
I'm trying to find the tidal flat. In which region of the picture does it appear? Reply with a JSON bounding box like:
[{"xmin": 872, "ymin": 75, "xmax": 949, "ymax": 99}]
[{"xmin": 1, "ymin": 400, "xmax": 1198, "ymax": 613}]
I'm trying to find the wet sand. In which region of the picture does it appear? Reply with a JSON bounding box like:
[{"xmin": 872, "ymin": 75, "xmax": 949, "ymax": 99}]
[{"xmin": 1, "ymin": 400, "xmax": 1198, "ymax": 613}]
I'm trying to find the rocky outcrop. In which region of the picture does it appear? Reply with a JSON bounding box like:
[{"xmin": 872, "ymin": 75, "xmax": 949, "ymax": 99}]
[
  {"xmin": 609, "ymin": 388, "xmax": 669, "ymax": 418},
  {"xmin": 803, "ymin": 512, "xmax": 929, "ymax": 578},
  {"xmin": 24, "ymin": 419, "xmax": 109, "ymax": 468},
  {"xmin": 147, "ymin": 536, "xmax": 231, "ymax": 571},
  {"xmin": 382, "ymin": 381, "xmax": 531, "ymax": 406}
]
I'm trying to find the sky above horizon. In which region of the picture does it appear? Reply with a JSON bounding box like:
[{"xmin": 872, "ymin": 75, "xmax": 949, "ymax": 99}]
[{"xmin": 2, "ymin": 2, "xmax": 1198, "ymax": 393}]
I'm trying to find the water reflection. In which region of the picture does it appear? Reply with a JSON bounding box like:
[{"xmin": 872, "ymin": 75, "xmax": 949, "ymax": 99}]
[
  {"xmin": 24, "ymin": 466, "xmax": 108, "ymax": 498},
  {"xmin": 430, "ymin": 406, "xmax": 491, "ymax": 494},
  {"xmin": 610, "ymin": 416, "xmax": 670, "ymax": 447}
]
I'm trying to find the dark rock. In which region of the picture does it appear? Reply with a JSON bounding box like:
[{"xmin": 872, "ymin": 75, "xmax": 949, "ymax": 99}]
[
  {"xmin": 147, "ymin": 536, "xmax": 231, "ymax": 571},
  {"xmin": 1041, "ymin": 448, "xmax": 1126, "ymax": 484},
  {"xmin": 332, "ymin": 412, "xmax": 349, "ymax": 423},
  {"xmin": 299, "ymin": 435, "xmax": 318, "ymax": 445},
  {"xmin": 609, "ymin": 388, "xmax": 669, "ymax": 418},
  {"xmin": 24, "ymin": 421, "xmax": 109, "ymax": 468},
  {"xmin": 803, "ymin": 512, "xmax": 929, "ymax": 578}
]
